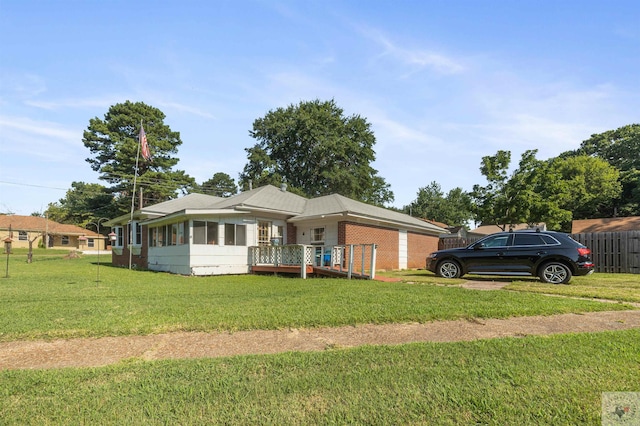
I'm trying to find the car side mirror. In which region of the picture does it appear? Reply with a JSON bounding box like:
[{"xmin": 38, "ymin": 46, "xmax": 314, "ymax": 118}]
[{"xmin": 473, "ymin": 243, "xmax": 485, "ymax": 250}]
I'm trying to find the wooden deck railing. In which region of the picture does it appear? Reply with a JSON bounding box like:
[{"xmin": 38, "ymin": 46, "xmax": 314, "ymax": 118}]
[{"xmin": 248, "ymin": 244, "xmax": 376, "ymax": 279}]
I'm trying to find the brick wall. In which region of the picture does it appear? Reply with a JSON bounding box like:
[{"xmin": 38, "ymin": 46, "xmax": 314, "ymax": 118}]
[
  {"xmin": 287, "ymin": 223, "xmax": 297, "ymax": 244},
  {"xmin": 111, "ymin": 224, "xmax": 148, "ymax": 269},
  {"xmin": 339, "ymin": 221, "xmax": 399, "ymax": 270},
  {"xmin": 407, "ymin": 231, "xmax": 439, "ymax": 269},
  {"xmin": 338, "ymin": 221, "xmax": 440, "ymax": 270}
]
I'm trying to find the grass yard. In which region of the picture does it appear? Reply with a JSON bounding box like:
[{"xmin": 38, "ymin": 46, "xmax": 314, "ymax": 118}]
[
  {"xmin": 0, "ymin": 249, "xmax": 634, "ymax": 341},
  {"xmin": 1, "ymin": 249, "xmax": 639, "ymax": 424},
  {"xmin": 378, "ymin": 268, "xmax": 640, "ymax": 303},
  {"xmin": 1, "ymin": 330, "xmax": 638, "ymax": 424}
]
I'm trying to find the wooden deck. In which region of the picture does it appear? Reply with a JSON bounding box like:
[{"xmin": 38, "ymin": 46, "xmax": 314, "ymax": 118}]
[
  {"xmin": 250, "ymin": 264, "xmax": 372, "ymax": 280},
  {"xmin": 250, "ymin": 265, "xmax": 314, "ymax": 275}
]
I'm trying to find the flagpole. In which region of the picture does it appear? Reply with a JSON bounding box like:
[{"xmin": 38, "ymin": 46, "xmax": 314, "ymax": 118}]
[{"xmin": 129, "ymin": 120, "xmax": 143, "ymax": 270}]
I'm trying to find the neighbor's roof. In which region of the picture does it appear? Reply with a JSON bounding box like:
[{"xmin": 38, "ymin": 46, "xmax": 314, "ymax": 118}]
[
  {"xmin": 469, "ymin": 223, "xmax": 546, "ymax": 235},
  {"xmin": 0, "ymin": 215, "xmax": 101, "ymax": 237},
  {"xmin": 572, "ymin": 217, "xmax": 640, "ymax": 233}
]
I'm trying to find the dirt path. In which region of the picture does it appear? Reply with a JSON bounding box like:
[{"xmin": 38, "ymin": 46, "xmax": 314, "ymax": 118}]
[
  {"xmin": 1, "ymin": 310, "xmax": 639, "ymax": 370},
  {"xmin": 1, "ymin": 281, "xmax": 639, "ymax": 371}
]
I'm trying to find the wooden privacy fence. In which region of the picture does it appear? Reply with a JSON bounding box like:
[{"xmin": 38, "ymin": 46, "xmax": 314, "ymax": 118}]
[
  {"xmin": 438, "ymin": 237, "xmax": 481, "ymax": 250},
  {"xmin": 572, "ymin": 231, "xmax": 640, "ymax": 274}
]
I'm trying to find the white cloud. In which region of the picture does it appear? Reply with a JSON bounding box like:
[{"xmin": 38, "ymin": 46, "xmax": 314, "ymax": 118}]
[
  {"xmin": 0, "ymin": 116, "xmax": 78, "ymax": 141},
  {"xmin": 24, "ymin": 96, "xmax": 124, "ymax": 111},
  {"xmin": 357, "ymin": 25, "xmax": 465, "ymax": 75}
]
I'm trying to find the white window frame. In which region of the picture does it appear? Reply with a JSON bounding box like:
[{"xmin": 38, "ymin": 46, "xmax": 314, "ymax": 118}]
[{"xmin": 312, "ymin": 227, "xmax": 325, "ymax": 244}]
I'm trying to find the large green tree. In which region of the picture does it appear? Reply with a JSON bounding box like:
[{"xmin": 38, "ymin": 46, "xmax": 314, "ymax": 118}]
[
  {"xmin": 472, "ymin": 150, "xmax": 621, "ymax": 230},
  {"xmin": 194, "ymin": 172, "xmax": 238, "ymax": 197},
  {"xmin": 406, "ymin": 181, "xmax": 473, "ymax": 227},
  {"xmin": 545, "ymin": 155, "xmax": 621, "ymax": 220},
  {"xmin": 471, "ymin": 150, "xmax": 527, "ymax": 230},
  {"xmin": 562, "ymin": 124, "xmax": 640, "ymax": 216},
  {"xmin": 83, "ymin": 101, "xmax": 195, "ymax": 215},
  {"xmin": 239, "ymin": 99, "xmax": 394, "ymax": 206},
  {"xmin": 45, "ymin": 182, "xmax": 116, "ymax": 228}
]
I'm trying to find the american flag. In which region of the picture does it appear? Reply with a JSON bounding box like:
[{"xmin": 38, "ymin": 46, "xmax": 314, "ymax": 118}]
[{"xmin": 140, "ymin": 124, "xmax": 151, "ymax": 161}]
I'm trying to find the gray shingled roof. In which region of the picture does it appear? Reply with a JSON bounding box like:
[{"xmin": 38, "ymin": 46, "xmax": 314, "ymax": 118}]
[
  {"xmin": 121, "ymin": 185, "xmax": 446, "ymax": 234},
  {"xmin": 293, "ymin": 194, "xmax": 445, "ymax": 233},
  {"xmin": 212, "ymin": 185, "xmax": 307, "ymax": 214},
  {"xmin": 144, "ymin": 193, "xmax": 223, "ymax": 214}
]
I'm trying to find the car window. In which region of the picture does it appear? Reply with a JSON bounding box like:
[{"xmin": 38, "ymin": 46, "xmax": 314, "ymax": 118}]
[
  {"xmin": 481, "ymin": 235, "xmax": 510, "ymax": 248},
  {"xmin": 540, "ymin": 234, "xmax": 560, "ymax": 245},
  {"xmin": 513, "ymin": 234, "xmax": 546, "ymax": 246}
]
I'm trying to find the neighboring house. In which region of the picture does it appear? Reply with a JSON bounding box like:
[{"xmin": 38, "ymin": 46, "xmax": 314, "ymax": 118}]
[
  {"xmin": 469, "ymin": 223, "xmax": 546, "ymax": 238},
  {"xmin": 106, "ymin": 185, "xmax": 447, "ymax": 275},
  {"xmin": 0, "ymin": 215, "xmax": 105, "ymax": 251},
  {"xmin": 572, "ymin": 217, "xmax": 640, "ymax": 233}
]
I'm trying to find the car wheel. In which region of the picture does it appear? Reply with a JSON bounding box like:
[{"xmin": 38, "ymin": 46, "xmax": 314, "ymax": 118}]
[
  {"xmin": 437, "ymin": 260, "xmax": 462, "ymax": 279},
  {"xmin": 539, "ymin": 262, "xmax": 571, "ymax": 284}
]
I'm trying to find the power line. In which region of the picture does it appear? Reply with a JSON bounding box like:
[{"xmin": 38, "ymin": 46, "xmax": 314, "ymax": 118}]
[{"xmin": 0, "ymin": 180, "xmax": 68, "ymax": 191}]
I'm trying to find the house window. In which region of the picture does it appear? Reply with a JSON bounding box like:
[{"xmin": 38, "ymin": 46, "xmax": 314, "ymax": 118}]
[
  {"xmin": 225, "ymin": 223, "xmax": 246, "ymax": 246},
  {"xmin": 312, "ymin": 227, "xmax": 325, "ymax": 244},
  {"xmin": 88, "ymin": 238, "xmax": 95, "ymax": 248},
  {"xmin": 132, "ymin": 222, "xmax": 142, "ymax": 245},
  {"xmin": 61, "ymin": 236, "xmax": 69, "ymax": 245},
  {"xmin": 148, "ymin": 221, "xmax": 189, "ymax": 247},
  {"xmin": 171, "ymin": 223, "xmax": 178, "ymax": 245},
  {"xmin": 258, "ymin": 221, "xmax": 271, "ymax": 246},
  {"xmin": 273, "ymin": 225, "xmax": 283, "ymax": 245},
  {"xmin": 113, "ymin": 227, "xmax": 124, "ymax": 247},
  {"xmin": 149, "ymin": 227, "xmax": 158, "ymax": 247},
  {"xmin": 193, "ymin": 221, "xmax": 218, "ymax": 245},
  {"xmin": 18, "ymin": 231, "xmax": 27, "ymax": 241}
]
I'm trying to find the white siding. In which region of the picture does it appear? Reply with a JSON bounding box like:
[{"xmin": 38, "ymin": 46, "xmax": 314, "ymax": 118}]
[
  {"xmin": 189, "ymin": 244, "xmax": 250, "ymax": 276},
  {"xmin": 398, "ymin": 229, "xmax": 408, "ymax": 270},
  {"xmin": 296, "ymin": 220, "xmax": 339, "ymax": 246},
  {"xmin": 147, "ymin": 245, "xmax": 191, "ymax": 275}
]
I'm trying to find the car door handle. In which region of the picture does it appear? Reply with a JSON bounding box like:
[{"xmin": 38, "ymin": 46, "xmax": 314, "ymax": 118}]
[
  {"xmin": 496, "ymin": 252, "xmax": 504, "ymax": 256},
  {"xmin": 537, "ymin": 251, "xmax": 547, "ymax": 255}
]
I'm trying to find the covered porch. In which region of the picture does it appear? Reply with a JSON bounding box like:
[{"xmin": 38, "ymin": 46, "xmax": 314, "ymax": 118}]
[{"xmin": 248, "ymin": 244, "xmax": 377, "ymax": 279}]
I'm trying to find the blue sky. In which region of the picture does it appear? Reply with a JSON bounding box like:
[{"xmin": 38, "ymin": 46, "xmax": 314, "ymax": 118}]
[{"xmin": 1, "ymin": 0, "xmax": 639, "ymax": 216}]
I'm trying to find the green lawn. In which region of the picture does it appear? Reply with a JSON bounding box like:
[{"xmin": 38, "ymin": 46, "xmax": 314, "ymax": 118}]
[
  {"xmin": 378, "ymin": 268, "xmax": 640, "ymax": 303},
  {"xmin": 1, "ymin": 330, "xmax": 638, "ymax": 424},
  {"xmin": 0, "ymin": 250, "xmax": 633, "ymax": 341},
  {"xmin": 1, "ymin": 249, "xmax": 639, "ymax": 424}
]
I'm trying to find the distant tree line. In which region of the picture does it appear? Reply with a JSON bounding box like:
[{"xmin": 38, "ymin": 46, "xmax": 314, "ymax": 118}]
[{"xmin": 44, "ymin": 100, "xmax": 639, "ymax": 234}]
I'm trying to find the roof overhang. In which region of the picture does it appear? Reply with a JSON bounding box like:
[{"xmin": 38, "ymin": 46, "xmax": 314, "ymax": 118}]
[
  {"xmin": 289, "ymin": 211, "xmax": 447, "ymax": 235},
  {"xmin": 142, "ymin": 209, "xmax": 249, "ymax": 226}
]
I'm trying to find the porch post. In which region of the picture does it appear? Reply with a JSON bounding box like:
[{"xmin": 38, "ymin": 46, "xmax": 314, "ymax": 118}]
[
  {"xmin": 370, "ymin": 244, "xmax": 376, "ymax": 280},
  {"xmin": 347, "ymin": 244, "xmax": 354, "ymax": 279},
  {"xmin": 300, "ymin": 245, "xmax": 307, "ymax": 279}
]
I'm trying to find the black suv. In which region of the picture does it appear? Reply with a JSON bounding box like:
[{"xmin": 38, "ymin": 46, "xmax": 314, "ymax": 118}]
[{"xmin": 426, "ymin": 230, "xmax": 595, "ymax": 284}]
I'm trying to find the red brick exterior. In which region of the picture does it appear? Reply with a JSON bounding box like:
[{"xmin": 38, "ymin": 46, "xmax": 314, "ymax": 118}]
[
  {"xmin": 407, "ymin": 231, "xmax": 439, "ymax": 269},
  {"xmin": 338, "ymin": 221, "xmax": 398, "ymax": 270},
  {"xmin": 338, "ymin": 221, "xmax": 439, "ymax": 270},
  {"xmin": 111, "ymin": 224, "xmax": 148, "ymax": 269},
  {"xmin": 286, "ymin": 223, "xmax": 297, "ymax": 244}
]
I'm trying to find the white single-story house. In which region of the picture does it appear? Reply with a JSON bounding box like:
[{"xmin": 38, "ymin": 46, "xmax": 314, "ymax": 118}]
[{"xmin": 105, "ymin": 184, "xmax": 447, "ymax": 275}]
